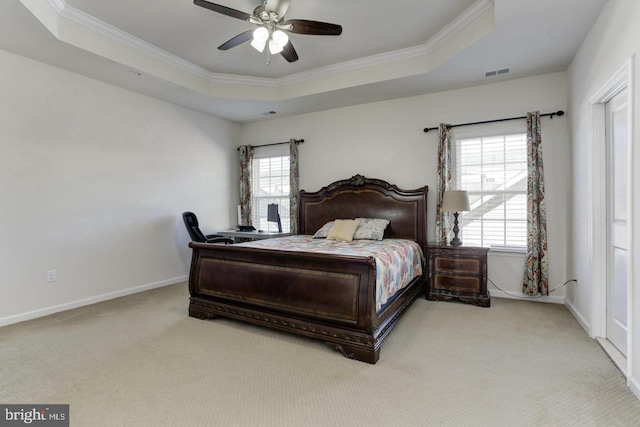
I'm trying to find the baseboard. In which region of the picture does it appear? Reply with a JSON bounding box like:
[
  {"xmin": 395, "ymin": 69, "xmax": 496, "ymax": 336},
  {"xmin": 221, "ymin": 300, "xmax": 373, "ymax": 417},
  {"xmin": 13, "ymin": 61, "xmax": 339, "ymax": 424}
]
[
  {"xmin": 596, "ymin": 337, "xmax": 628, "ymax": 376},
  {"xmin": 0, "ymin": 276, "xmax": 188, "ymax": 328},
  {"xmin": 491, "ymin": 289, "xmax": 565, "ymax": 304},
  {"xmin": 630, "ymin": 375, "xmax": 640, "ymax": 401},
  {"xmin": 564, "ymin": 297, "xmax": 591, "ymax": 335}
]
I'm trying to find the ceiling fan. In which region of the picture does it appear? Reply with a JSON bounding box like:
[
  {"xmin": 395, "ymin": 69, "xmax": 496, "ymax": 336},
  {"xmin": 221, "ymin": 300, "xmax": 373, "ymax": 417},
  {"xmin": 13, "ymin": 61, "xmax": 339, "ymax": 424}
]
[{"xmin": 194, "ymin": 0, "xmax": 342, "ymax": 63}]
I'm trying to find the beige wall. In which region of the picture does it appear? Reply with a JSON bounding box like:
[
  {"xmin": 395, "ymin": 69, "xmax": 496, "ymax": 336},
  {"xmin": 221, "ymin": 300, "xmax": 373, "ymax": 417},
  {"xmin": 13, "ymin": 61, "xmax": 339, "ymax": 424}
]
[{"xmin": 0, "ymin": 49, "xmax": 239, "ymax": 325}]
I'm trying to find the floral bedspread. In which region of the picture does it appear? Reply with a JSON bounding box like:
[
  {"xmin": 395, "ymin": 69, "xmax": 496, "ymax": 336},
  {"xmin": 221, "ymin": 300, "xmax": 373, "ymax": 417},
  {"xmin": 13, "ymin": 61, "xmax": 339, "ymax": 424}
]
[{"xmin": 235, "ymin": 236, "xmax": 424, "ymax": 311}]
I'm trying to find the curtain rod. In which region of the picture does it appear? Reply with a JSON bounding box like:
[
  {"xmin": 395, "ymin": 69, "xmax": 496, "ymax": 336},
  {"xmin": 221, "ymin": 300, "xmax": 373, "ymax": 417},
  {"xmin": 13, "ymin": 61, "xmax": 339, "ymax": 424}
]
[
  {"xmin": 237, "ymin": 138, "xmax": 304, "ymax": 151},
  {"xmin": 423, "ymin": 110, "xmax": 565, "ymax": 133}
]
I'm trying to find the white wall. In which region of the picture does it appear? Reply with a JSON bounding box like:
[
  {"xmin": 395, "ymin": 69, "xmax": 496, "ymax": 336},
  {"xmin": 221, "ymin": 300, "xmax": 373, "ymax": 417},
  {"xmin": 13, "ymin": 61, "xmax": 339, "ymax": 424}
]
[
  {"xmin": 240, "ymin": 73, "xmax": 571, "ymax": 301},
  {"xmin": 0, "ymin": 50, "xmax": 572, "ymax": 325},
  {"xmin": 567, "ymin": 0, "xmax": 640, "ymax": 399},
  {"xmin": 0, "ymin": 50, "xmax": 239, "ymax": 326}
]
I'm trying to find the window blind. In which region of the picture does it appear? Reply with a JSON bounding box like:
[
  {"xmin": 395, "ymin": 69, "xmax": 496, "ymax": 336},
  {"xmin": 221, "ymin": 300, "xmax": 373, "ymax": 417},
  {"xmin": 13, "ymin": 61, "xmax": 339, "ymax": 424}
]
[
  {"xmin": 251, "ymin": 156, "xmax": 291, "ymax": 232},
  {"xmin": 456, "ymin": 133, "xmax": 527, "ymax": 248}
]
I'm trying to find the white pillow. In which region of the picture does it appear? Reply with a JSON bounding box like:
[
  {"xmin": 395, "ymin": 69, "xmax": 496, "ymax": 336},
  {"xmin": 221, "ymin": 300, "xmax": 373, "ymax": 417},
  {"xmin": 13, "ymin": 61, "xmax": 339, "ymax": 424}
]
[
  {"xmin": 353, "ymin": 218, "xmax": 390, "ymax": 240},
  {"xmin": 312, "ymin": 221, "xmax": 334, "ymax": 238}
]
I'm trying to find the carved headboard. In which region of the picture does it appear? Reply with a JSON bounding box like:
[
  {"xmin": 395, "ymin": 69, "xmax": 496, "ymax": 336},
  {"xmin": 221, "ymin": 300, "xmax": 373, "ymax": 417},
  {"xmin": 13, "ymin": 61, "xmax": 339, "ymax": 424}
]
[{"xmin": 298, "ymin": 175, "xmax": 428, "ymax": 250}]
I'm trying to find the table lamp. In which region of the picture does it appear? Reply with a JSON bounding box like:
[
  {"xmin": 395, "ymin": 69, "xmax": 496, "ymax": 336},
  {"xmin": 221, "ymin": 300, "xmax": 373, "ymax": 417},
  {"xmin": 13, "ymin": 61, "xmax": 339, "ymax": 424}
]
[{"xmin": 442, "ymin": 190, "xmax": 470, "ymax": 246}]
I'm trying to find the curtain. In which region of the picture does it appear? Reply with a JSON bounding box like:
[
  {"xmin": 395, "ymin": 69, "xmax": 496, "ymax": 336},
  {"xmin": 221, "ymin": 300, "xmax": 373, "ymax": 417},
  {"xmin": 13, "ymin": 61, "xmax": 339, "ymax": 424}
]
[
  {"xmin": 238, "ymin": 145, "xmax": 254, "ymax": 226},
  {"xmin": 289, "ymin": 139, "xmax": 300, "ymax": 234},
  {"xmin": 522, "ymin": 111, "xmax": 549, "ymax": 296},
  {"xmin": 436, "ymin": 124, "xmax": 454, "ymax": 245}
]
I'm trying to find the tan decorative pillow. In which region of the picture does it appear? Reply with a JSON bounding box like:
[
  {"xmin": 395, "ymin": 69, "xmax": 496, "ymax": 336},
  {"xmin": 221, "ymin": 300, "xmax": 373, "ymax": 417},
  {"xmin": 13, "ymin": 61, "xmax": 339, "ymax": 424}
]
[{"xmin": 326, "ymin": 219, "xmax": 359, "ymax": 242}]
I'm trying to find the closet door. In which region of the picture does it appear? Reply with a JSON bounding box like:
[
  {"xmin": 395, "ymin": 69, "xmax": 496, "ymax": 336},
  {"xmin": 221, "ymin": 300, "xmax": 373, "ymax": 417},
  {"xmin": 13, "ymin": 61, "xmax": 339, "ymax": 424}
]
[{"xmin": 605, "ymin": 88, "xmax": 629, "ymax": 356}]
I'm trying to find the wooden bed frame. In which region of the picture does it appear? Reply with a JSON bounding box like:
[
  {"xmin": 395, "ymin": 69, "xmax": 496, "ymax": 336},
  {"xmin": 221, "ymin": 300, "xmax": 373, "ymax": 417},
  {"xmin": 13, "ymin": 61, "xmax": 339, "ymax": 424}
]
[{"xmin": 188, "ymin": 175, "xmax": 428, "ymax": 363}]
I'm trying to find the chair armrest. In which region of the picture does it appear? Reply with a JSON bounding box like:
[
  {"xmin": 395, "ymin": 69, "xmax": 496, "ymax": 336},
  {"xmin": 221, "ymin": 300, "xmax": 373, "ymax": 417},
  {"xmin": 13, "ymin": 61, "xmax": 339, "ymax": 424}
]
[{"xmin": 205, "ymin": 237, "xmax": 234, "ymax": 244}]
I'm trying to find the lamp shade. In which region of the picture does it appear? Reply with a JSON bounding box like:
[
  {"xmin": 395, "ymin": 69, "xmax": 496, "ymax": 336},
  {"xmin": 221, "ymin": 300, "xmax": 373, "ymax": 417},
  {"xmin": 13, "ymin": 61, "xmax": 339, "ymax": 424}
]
[
  {"xmin": 251, "ymin": 38, "xmax": 267, "ymax": 52},
  {"xmin": 268, "ymin": 30, "xmax": 289, "ymax": 54},
  {"xmin": 253, "ymin": 27, "xmax": 269, "ymax": 42},
  {"xmin": 271, "ymin": 30, "xmax": 289, "ymax": 48},
  {"xmin": 268, "ymin": 39, "xmax": 284, "ymax": 54},
  {"xmin": 251, "ymin": 27, "xmax": 269, "ymax": 52},
  {"xmin": 441, "ymin": 190, "xmax": 470, "ymax": 212}
]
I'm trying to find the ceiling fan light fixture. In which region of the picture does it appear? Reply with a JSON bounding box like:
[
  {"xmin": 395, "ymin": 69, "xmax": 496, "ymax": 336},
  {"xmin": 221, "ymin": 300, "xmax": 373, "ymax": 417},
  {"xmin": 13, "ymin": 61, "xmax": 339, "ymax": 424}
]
[
  {"xmin": 268, "ymin": 29, "xmax": 288, "ymax": 54},
  {"xmin": 268, "ymin": 39, "xmax": 283, "ymax": 54},
  {"xmin": 253, "ymin": 26, "xmax": 269, "ymax": 42},
  {"xmin": 251, "ymin": 38, "xmax": 267, "ymax": 52},
  {"xmin": 251, "ymin": 26, "xmax": 269, "ymax": 52},
  {"xmin": 272, "ymin": 30, "xmax": 289, "ymax": 47}
]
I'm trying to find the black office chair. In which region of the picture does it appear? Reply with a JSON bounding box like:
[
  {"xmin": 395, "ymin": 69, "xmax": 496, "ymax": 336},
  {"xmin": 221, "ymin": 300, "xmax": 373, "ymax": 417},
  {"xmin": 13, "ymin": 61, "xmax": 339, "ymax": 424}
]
[{"xmin": 182, "ymin": 212, "xmax": 233, "ymax": 244}]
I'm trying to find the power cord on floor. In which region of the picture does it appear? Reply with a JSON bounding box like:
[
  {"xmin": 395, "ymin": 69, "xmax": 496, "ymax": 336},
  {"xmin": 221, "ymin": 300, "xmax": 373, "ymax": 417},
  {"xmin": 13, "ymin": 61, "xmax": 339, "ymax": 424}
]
[{"xmin": 488, "ymin": 278, "xmax": 577, "ymax": 299}]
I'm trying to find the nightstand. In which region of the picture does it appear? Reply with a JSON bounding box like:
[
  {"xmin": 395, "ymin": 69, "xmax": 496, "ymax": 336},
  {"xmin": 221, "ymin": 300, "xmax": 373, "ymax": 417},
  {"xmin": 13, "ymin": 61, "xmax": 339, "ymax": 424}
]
[{"xmin": 426, "ymin": 244, "xmax": 490, "ymax": 307}]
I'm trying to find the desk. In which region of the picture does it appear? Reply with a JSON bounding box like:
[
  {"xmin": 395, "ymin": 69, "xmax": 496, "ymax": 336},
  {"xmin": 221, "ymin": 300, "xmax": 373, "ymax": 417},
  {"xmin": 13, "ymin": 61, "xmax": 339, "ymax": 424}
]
[{"xmin": 216, "ymin": 230, "xmax": 292, "ymax": 241}]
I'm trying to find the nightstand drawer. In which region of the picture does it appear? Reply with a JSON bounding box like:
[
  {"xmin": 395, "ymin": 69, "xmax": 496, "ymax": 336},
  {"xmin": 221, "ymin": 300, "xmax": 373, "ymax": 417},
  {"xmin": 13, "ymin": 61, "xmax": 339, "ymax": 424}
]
[
  {"xmin": 426, "ymin": 244, "xmax": 490, "ymax": 307},
  {"xmin": 433, "ymin": 274, "xmax": 481, "ymax": 291},
  {"xmin": 434, "ymin": 257, "xmax": 480, "ymax": 275}
]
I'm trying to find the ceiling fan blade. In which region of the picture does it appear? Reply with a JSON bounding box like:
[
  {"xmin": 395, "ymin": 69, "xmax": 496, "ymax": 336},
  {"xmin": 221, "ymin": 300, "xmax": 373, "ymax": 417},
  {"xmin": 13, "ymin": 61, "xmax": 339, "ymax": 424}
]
[
  {"xmin": 265, "ymin": 0, "xmax": 290, "ymax": 19},
  {"xmin": 217, "ymin": 30, "xmax": 253, "ymax": 50},
  {"xmin": 283, "ymin": 19, "xmax": 342, "ymax": 35},
  {"xmin": 193, "ymin": 0, "xmax": 251, "ymax": 21},
  {"xmin": 280, "ymin": 41, "xmax": 299, "ymax": 63}
]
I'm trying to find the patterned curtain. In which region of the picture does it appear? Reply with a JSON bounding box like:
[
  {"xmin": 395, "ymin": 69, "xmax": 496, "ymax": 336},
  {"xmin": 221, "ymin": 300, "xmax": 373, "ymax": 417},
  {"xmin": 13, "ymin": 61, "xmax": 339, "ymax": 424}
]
[
  {"xmin": 522, "ymin": 111, "xmax": 549, "ymax": 296},
  {"xmin": 238, "ymin": 145, "xmax": 254, "ymax": 226},
  {"xmin": 435, "ymin": 124, "xmax": 453, "ymax": 244},
  {"xmin": 289, "ymin": 139, "xmax": 300, "ymax": 234}
]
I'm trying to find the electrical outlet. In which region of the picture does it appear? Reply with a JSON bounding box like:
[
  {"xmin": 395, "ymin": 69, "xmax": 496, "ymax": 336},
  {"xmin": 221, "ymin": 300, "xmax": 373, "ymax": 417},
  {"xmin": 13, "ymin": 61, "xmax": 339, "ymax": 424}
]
[{"xmin": 46, "ymin": 269, "xmax": 57, "ymax": 283}]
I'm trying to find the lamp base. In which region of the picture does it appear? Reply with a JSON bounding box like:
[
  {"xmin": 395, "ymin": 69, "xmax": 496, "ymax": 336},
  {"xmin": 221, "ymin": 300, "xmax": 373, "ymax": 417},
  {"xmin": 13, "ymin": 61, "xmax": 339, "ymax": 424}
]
[
  {"xmin": 450, "ymin": 212, "xmax": 463, "ymax": 247},
  {"xmin": 450, "ymin": 237, "xmax": 463, "ymax": 247}
]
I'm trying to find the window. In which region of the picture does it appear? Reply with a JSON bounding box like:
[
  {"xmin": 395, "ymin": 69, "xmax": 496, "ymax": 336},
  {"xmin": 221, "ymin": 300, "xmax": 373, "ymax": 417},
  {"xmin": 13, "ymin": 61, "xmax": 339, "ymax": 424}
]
[
  {"xmin": 456, "ymin": 132, "xmax": 527, "ymax": 249},
  {"xmin": 251, "ymin": 156, "xmax": 290, "ymax": 232}
]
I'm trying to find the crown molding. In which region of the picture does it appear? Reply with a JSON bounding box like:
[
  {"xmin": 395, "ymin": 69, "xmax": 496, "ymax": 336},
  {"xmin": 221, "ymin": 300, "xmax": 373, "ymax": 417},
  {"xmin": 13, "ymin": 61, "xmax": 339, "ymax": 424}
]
[
  {"xmin": 48, "ymin": 0, "xmax": 65, "ymax": 13},
  {"xmin": 277, "ymin": 0, "xmax": 493, "ymax": 86},
  {"xmin": 46, "ymin": 0, "xmax": 492, "ymax": 89},
  {"xmin": 275, "ymin": 44, "xmax": 429, "ymax": 86},
  {"xmin": 424, "ymin": 0, "xmax": 493, "ymax": 52},
  {"xmin": 47, "ymin": 0, "xmax": 275, "ymax": 87}
]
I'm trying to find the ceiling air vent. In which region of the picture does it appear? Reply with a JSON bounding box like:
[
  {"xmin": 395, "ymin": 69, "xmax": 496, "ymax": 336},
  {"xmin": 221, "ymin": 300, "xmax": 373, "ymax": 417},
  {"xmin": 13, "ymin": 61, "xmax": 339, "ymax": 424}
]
[{"xmin": 485, "ymin": 68, "xmax": 510, "ymax": 78}]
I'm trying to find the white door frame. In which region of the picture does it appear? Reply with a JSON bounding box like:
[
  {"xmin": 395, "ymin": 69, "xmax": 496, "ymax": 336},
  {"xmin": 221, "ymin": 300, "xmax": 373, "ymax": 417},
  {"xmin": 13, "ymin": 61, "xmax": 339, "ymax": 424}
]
[{"xmin": 588, "ymin": 59, "xmax": 634, "ymax": 376}]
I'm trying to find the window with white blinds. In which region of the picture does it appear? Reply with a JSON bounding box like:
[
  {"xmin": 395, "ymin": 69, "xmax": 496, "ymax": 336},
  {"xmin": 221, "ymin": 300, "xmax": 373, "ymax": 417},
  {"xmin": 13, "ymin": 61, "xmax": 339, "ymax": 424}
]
[
  {"xmin": 251, "ymin": 156, "xmax": 290, "ymax": 232},
  {"xmin": 456, "ymin": 133, "xmax": 527, "ymax": 248}
]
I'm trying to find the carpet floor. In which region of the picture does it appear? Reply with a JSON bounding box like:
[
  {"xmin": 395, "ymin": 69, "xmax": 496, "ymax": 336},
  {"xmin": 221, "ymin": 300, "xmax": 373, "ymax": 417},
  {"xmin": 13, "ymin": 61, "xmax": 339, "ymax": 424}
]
[{"xmin": 1, "ymin": 283, "xmax": 639, "ymax": 426}]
